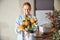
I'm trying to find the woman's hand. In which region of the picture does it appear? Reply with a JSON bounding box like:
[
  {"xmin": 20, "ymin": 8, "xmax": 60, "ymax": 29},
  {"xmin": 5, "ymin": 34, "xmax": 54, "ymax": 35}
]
[{"xmin": 25, "ymin": 31, "xmax": 30, "ymax": 37}]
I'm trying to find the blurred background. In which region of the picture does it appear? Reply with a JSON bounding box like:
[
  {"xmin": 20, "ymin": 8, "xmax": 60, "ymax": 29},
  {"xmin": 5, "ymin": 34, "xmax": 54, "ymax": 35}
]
[{"xmin": 0, "ymin": 0, "xmax": 60, "ymax": 40}]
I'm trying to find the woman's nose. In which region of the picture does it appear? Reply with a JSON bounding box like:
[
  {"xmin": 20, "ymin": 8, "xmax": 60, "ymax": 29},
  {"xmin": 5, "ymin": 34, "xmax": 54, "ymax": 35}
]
[{"xmin": 26, "ymin": 9, "xmax": 28, "ymax": 12}]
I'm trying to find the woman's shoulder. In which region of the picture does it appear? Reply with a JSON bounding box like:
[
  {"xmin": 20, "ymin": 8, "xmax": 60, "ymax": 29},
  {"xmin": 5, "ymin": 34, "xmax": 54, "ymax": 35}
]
[
  {"xmin": 16, "ymin": 14, "xmax": 23, "ymax": 20},
  {"xmin": 31, "ymin": 14, "xmax": 36, "ymax": 18}
]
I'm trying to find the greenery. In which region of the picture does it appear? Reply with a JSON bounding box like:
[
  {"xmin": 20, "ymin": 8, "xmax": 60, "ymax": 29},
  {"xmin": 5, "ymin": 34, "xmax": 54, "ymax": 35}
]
[
  {"xmin": 52, "ymin": 10, "xmax": 60, "ymax": 40},
  {"xmin": 46, "ymin": 10, "xmax": 60, "ymax": 40}
]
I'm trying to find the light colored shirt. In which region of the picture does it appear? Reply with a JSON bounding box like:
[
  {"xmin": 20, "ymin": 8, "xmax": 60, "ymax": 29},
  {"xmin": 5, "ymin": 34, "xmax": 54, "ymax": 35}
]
[{"xmin": 15, "ymin": 13, "xmax": 38, "ymax": 40}]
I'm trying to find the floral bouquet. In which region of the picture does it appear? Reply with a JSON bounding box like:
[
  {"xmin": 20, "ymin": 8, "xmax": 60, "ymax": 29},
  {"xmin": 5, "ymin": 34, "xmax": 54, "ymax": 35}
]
[{"xmin": 18, "ymin": 15, "xmax": 38, "ymax": 33}]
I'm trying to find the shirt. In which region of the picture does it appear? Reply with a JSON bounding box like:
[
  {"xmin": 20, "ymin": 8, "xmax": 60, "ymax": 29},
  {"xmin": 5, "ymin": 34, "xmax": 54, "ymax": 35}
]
[{"xmin": 15, "ymin": 13, "xmax": 38, "ymax": 40}]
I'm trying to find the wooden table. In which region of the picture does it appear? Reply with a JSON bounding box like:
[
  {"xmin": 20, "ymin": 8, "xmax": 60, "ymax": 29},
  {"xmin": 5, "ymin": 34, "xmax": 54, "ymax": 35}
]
[{"xmin": 34, "ymin": 32, "xmax": 53, "ymax": 40}]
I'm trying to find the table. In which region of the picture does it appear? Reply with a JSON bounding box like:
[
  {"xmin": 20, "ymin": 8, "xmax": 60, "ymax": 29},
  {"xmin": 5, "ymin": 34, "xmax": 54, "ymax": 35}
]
[{"xmin": 34, "ymin": 32, "xmax": 53, "ymax": 40}]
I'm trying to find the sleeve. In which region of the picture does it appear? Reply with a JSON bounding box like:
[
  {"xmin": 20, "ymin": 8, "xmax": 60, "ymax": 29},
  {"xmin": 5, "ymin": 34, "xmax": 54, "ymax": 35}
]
[{"xmin": 15, "ymin": 15, "xmax": 22, "ymax": 34}]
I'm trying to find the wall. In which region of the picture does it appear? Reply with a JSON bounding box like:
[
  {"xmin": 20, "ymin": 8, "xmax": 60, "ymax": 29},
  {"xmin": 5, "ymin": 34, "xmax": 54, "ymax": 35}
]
[
  {"xmin": 0, "ymin": 0, "xmax": 34, "ymax": 40},
  {"xmin": 54, "ymin": 0, "xmax": 60, "ymax": 11}
]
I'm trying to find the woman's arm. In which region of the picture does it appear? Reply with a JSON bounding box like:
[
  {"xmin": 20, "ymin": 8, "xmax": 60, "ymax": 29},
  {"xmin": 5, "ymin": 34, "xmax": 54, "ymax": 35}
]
[{"xmin": 15, "ymin": 15, "xmax": 22, "ymax": 34}]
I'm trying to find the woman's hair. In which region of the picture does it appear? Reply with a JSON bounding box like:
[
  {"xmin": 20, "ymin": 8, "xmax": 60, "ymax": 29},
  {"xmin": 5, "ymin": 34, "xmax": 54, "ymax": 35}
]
[{"xmin": 23, "ymin": 2, "xmax": 31, "ymax": 9}]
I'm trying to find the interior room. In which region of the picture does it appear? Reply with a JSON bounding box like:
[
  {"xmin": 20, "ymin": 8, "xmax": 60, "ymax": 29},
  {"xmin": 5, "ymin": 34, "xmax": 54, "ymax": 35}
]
[{"xmin": 0, "ymin": 0, "xmax": 60, "ymax": 40}]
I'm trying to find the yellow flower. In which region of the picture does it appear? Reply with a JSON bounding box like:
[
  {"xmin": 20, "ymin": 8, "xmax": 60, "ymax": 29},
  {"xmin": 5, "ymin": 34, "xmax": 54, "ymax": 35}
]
[
  {"xmin": 18, "ymin": 25, "xmax": 25, "ymax": 31},
  {"xmin": 23, "ymin": 20, "xmax": 30, "ymax": 26},
  {"xmin": 30, "ymin": 18, "xmax": 36, "ymax": 24}
]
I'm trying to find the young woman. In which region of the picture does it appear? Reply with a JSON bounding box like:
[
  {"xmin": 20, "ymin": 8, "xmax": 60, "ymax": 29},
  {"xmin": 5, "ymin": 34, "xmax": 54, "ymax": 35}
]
[{"xmin": 15, "ymin": 2, "xmax": 38, "ymax": 40}]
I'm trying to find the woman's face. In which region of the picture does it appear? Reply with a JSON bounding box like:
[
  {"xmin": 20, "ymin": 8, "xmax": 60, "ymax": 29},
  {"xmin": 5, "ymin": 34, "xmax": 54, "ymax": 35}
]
[{"xmin": 23, "ymin": 5, "xmax": 31, "ymax": 15}]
